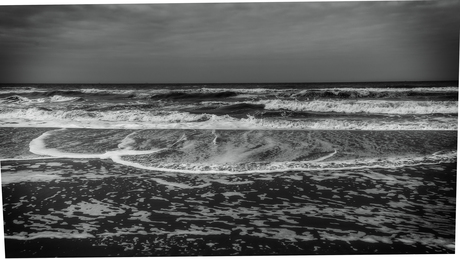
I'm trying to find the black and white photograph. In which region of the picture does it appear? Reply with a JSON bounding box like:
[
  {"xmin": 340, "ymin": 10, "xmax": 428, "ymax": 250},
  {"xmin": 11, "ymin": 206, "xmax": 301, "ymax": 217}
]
[{"xmin": 0, "ymin": 0, "xmax": 458, "ymax": 257}]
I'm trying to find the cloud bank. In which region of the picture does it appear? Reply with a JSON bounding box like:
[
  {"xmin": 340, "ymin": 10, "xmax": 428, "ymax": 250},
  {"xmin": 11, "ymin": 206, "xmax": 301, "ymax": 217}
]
[{"xmin": 0, "ymin": 1, "xmax": 458, "ymax": 83}]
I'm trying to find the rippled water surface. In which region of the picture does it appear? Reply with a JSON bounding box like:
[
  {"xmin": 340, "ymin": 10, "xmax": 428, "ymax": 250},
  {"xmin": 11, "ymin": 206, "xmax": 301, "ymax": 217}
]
[{"xmin": 1, "ymin": 82, "xmax": 457, "ymax": 256}]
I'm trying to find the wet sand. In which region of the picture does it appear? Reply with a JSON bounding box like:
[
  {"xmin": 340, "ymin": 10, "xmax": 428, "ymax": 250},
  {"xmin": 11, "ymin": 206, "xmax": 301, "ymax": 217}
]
[{"xmin": 2, "ymin": 158, "xmax": 456, "ymax": 256}]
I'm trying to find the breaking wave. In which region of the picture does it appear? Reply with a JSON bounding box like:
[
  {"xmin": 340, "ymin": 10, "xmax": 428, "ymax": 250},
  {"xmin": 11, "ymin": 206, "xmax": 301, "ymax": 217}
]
[
  {"xmin": 1, "ymin": 86, "xmax": 456, "ymax": 103},
  {"xmin": 0, "ymin": 95, "xmax": 32, "ymax": 104},
  {"xmin": 0, "ymin": 95, "xmax": 83, "ymax": 104},
  {"xmin": 0, "ymin": 107, "xmax": 456, "ymax": 130},
  {"xmin": 149, "ymin": 91, "xmax": 238, "ymax": 100},
  {"xmin": 166, "ymin": 86, "xmax": 458, "ymax": 100},
  {"xmin": 284, "ymin": 87, "xmax": 458, "ymax": 99},
  {"xmin": 48, "ymin": 95, "xmax": 84, "ymax": 102},
  {"xmin": 251, "ymin": 99, "xmax": 458, "ymax": 114},
  {"xmin": 43, "ymin": 90, "xmax": 82, "ymax": 96},
  {"xmin": 0, "ymin": 107, "xmax": 210, "ymax": 124},
  {"xmin": 243, "ymin": 117, "xmax": 456, "ymax": 130}
]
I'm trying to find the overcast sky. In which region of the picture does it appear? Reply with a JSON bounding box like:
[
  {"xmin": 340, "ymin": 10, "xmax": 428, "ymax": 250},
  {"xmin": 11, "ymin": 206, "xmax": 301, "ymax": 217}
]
[{"xmin": 0, "ymin": 1, "xmax": 458, "ymax": 83}]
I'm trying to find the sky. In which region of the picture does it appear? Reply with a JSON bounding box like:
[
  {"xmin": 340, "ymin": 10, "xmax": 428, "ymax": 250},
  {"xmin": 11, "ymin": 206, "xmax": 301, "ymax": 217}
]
[{"xmin": 0, "ymin": 0, "xmax": 458, "ymax": 83}]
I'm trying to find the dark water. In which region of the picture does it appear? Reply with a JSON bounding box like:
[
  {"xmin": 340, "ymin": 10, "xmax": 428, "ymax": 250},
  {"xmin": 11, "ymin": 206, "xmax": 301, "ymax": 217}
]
[
  {"xmin": 0, "ymin": 80, "xmax": 456, "ymax": 90},
  {"xmin": 0, "ymin": 82, "xmax": 457, "ymax": 130},
  {"xmin": 0, "ymin": 81, "xmax": 457, "ymax": 102},
  {"xmin": 2, "ymin": 157, "xmax": 456, "ymax": 256}
]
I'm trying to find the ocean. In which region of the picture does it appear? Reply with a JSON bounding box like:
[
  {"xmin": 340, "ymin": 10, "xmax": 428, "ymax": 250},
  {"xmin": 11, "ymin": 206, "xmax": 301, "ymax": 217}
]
[{"xmin": 0, "ymin": 81, "xmax": 457, "ymax": 256}]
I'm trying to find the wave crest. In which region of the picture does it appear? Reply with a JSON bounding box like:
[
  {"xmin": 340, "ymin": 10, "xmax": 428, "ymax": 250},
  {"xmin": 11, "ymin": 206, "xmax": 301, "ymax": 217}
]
[
  {"xmin": 0, "ymin": 107, "xmax": 211, "ymax": 124},
  {"xmin": 150, "ymin": 91, "xmax": 238, "ymax": 100},
  {"xmin": 0, "ymin": 95, "xmax": 31, "ymax": 104},
  {"xmin": 287, "ymin": 87, "xmax": 458, "ymax": 99},
  {"xmin": 0, "ymin": 107, "xmax": 456, "ymax": 130},
  {"xmin": 255, "ymin": 99, "xmax": 457, "ymax": 114},
  {"xmin": 0, "ymin": 95, "xmax": 83, "ymax": 104}
]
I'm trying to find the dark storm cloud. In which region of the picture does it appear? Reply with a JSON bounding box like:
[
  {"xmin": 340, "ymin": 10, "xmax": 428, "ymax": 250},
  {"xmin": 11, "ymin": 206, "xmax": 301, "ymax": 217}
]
[{"xmin": 0, "ymin": 1, "xmax": 458, "ymax": 83}]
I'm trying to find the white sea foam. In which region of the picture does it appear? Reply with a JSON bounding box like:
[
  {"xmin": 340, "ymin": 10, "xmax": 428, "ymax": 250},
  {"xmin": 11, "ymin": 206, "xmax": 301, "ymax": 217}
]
[
  {"xmin": 182, "ymin": 86, "xmax": 459, "ymax": 96},
  {"xmin": 62, "ymin": 199, "xmax": 126, "ymax": 217},
  {"xmin": 1, "ymin": 170, "xmax": 63, "ymax": 185},
  {"xmin": 0, "ymin": 95, "xmax": 33, "ymax": 104},
  {"xmin": 150, "ymin": 178, "xmax": 212, "ymax": 189},
  {"xmin": 118, "ymin": 131, "xmax": 141, "ymax": 150},
  {"xmin": 111, "ymin": 150, "xmax": 456, "ymax": 175},
  {"xmin": 0, "ymin": 95, "xmax": 82, "ymax": 104},
  {"xmin": 2, "ymin": 86, "xmax": 455, "ymax": 97},
  {"xmin": 0, "ymin": 87, "xmax": 46, "ymax": 95},
  {"xmin": 313, "ymin": 86, "xmax": 458, "ymax": 93},
  {"xmin": 29, "ymin": 129, "xmax": 102, "ymax": 159},
  {"xmin": 309, "ymin": 150, "xmax": 337, "ymax": 162},
  {"xmin": 4, "ymin": 232, "xmax": 94, "ymax": 240},
  {"xmin": 243, "ymin": 117, "xmax": 457, "ymax": 130},
  {"xmin": 29, "ymin": 128, "xmax": 163, "ymax": 160},
  {"xmin": 0, "ymin": 108, "xmax": 210, "ymax": 124},
  {"xmin": 80, "ymin": 88, "xmax": 137, "ymax": 95},
  {"xmin": 252, "ymin": 99, "xmax": 458, "ymax": 114},
  {"xmin": 49, "ymin": 95, "xmax": 83, "ymax": 102},
  {"xmin": 0, "ymin": 113, "xmax": 456, "ymax": 130}
]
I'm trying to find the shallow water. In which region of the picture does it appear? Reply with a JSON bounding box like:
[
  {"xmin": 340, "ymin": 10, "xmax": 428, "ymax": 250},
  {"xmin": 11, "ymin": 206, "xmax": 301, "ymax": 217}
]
[{"xmin": 1, "ymin": 127, "xmax": 456, "ymax": 172}]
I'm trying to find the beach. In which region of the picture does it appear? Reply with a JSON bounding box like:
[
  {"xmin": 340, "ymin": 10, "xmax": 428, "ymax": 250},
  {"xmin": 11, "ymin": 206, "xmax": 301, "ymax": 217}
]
[{"xmin": 2, "ymin": 157, "xmax": 456, "ymax": 256}]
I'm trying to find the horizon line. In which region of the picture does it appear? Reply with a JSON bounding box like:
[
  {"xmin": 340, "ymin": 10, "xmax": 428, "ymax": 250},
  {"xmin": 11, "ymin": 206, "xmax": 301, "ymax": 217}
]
[{"xmin": 0, "ymin": 80, "xmax": 458, "ymax": 85}]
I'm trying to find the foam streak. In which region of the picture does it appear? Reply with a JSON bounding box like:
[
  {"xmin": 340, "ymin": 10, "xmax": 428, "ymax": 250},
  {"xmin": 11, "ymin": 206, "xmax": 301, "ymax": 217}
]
[{"xmin": 28, "ymin": 129, "xmax": 163, "ymax": 160}]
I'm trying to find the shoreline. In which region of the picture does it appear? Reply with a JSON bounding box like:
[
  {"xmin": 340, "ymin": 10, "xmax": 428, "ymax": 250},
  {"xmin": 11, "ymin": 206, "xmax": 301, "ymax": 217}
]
[{"xmin": 2, "ymin": 152, "xmax": 456, "ymax": 175}]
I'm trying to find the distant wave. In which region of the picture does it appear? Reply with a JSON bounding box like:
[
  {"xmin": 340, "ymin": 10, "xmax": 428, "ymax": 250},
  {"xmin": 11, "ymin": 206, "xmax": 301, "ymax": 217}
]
[
  {"xmin": 245, "ymin": 116, "xmax": 457, "ymax": 130},
  {"xmin": 41, "ymin": 89, "xmax": 241, "ymax": 100},
  {"xmin": 0, "ymin": 107, "xmax": 211, "ymax": 124},
  {"xmin": 1, "ymin": 86, "xmax": 456, "ymax": 101},
  {"xmin": 0, "ymin": 95, "xmax": 32, "ymax": 104},
  {"xmin": 150, "ymin": 91, "xmax": 238, "ymax": 100},
  {"xmin": 43, "ymin": 90, "xmax": 141, "ymax": 100},
  {"xmin": 0, "ymin": 87, "xmax": 47, "ymax": 95},
  {"xmin": 314, "ymin": 87, "xmax": 458, "ymax": 92},
  {"xmin": 251, "ymin": 99, "xmax": 458, "ymax": 114},
  {"xmin": 48, "ymin": 95, "xmax": 84, "ymax": 102},
  {"xmin": 43, "ymin": 90, "xmax": 82, "ymax": 96},
  {"xmin": 285, "ymin": 87, "xmax": 458, "ymax": 99},
  {"xmin": 163, "ymin": 86, "xmax": 458, "ymax": 99},
  {"xmin": 185, "ymin": 103, "xmax": 266, "ymax": 118},
  {"xmin": 0, "ymin": 85, "xmax": 457, "ymax": 130},
  {"xmin": 0, "ymin": 107, "xmax": 456, "ymax": 130},
  {"xmin": 0, "ymin": 95, "xmax": 83, "ymax": 104}
]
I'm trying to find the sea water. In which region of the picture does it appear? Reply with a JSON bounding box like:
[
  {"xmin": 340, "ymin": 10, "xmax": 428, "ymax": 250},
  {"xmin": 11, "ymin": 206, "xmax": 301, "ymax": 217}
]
[{"xmin": 0, "ymin": 82, "xmax": 457, "ymax": 256}]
